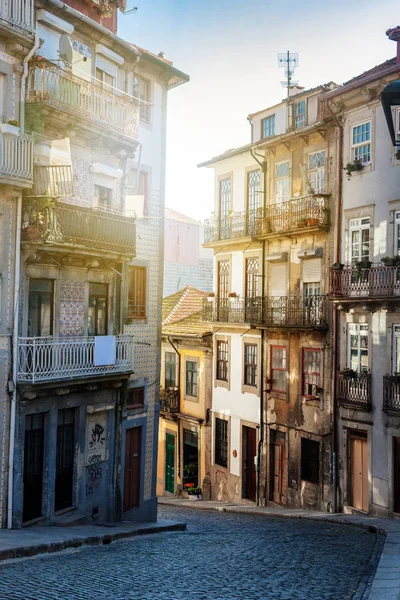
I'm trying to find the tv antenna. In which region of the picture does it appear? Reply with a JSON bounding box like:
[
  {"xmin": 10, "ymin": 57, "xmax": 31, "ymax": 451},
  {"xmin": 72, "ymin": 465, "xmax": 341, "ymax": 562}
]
[{"xmin": 278, "ymin": 51, "xmax": 299, "ymax": 101}]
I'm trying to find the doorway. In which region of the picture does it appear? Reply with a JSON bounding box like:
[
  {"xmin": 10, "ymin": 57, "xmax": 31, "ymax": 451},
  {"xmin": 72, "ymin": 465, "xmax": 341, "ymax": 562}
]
[
  {"xmin": 23, "ymin": 413, "xmax": 45, "ymax": 522},
  {"xmin": 242, "ymin": 426, "xmax": 257, "ymax": 501},
  {"xmin": 55, "ymin": 408, "xmax": 75, "ymax": 512},
  {"xmin": 183, "ymin": 429, "xmax": 198, "ymax": 489},
  {"xmin": 270, "ymin": 430, "xmax": 286, "ymax": 505},
  {"xmin": 350, "ymin": 431, "xmax": 368, "ymax": 512},
  {"xmin": 165, "ymin": 433, "xmax": 175, "ymax": 494},
  {"xmin": 123, "ymin": 427, "xmax": 142, "ymax": 512},
  {"xmin": 394, "ymin": 437, "xmax": 400, "ymax": 514}
]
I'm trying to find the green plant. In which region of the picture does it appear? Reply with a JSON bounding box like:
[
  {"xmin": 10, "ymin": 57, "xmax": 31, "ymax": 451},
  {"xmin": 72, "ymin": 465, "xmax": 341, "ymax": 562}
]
[
  {"xmin": 187, "ymin": 486, "xmax": 202, "ymax": 496},
  {"xmin": 183, "ymin": 463, "xmax": 197, "ymax": 477},
  {"xmin": 6, "ymin": 119, "xmax": 19, "ymax": 127},
  {"xmin": 343, "ymin": 159, "xmax": 363, "ymax": 178}
]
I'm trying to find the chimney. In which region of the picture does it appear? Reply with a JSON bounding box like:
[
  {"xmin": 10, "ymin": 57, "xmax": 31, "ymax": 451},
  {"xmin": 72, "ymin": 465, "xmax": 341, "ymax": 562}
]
[
  {"xmin": 386, "ymin": 26, "xmax": 400, "ymax": 64},
  {"xmin": 288, "ymin": 85, "xmax": 305, "ymax": 98}
]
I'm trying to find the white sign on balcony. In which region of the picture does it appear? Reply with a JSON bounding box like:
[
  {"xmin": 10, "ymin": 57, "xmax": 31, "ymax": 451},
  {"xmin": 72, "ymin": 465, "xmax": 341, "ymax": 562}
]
[{"xmin": 94, "ymin": 335, "xmax": 116, "ymax": 366}]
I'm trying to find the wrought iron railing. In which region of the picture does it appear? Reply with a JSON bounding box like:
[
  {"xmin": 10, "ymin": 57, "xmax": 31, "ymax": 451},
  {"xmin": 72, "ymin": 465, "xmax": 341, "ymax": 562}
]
[
  {"xmin": 260, "ymin": 194, "xmax": 329, "ymax": 236},
  {"xmin": 22, "ymin": 200, "xmax": 136, "ymax": 255},
  {"xmin": 27, "ymin": 59, "xmax": 139, "ymax": 140},
  {"xmin": 330, "ymin": 264, "xmax": 400, "ymax": 298},
  {"xmin": 0, "ymin": 131, "xmax": 33, "ymax": 182},
  {"xmin": 204, "ymin": 209, "xmax": 263, "ymax": 243},
  {"xmin": 0, "ymin": 0, "xmax": 34, "ymax": 32},
  {"xmin": 202, "ymin": 295, "xmax": 328, "ymax": 327},
  {"xmin": 338, "ymin": 371, "xmax": 371, "ymax": 410},
  {"xmin": 31, "ymin": 165, "xmax": 74, "ymax": 197},
  {"xmin": 18, "ymin": 335, "xmax": 134, "ymax": 383},
  {"xmin": 159, "ymin": 388, "xmax": 179, "ymax": 412},
  {"xmin": 383, "ymin": 375, "xmax": 400, "ymax": 413}
]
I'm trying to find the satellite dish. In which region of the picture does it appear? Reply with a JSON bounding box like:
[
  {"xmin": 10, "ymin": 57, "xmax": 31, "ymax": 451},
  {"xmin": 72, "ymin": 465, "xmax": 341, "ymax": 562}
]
[{"xmin": 59, "ymin": 35, "xmax": 73, "ymax": 66}]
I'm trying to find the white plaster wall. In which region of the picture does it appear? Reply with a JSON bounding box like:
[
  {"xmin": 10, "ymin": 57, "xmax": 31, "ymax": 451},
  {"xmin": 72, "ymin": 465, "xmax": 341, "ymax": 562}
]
[{"xmin": 251, "ymin": 103, "xmax": 287, "ymax": 144}]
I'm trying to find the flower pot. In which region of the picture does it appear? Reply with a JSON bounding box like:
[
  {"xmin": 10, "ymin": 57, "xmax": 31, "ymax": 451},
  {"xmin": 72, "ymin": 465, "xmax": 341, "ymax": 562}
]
[
  {"xmin": 0, "ymin": 123, "xmax": 19, "ymax": 136},
  {"xmin": 357, "ymin": 260, "xmax": 372, "ymax": 270},
  {"xmin": 22, "ymin": 225, "xmax": 41, "ymax": 241}
]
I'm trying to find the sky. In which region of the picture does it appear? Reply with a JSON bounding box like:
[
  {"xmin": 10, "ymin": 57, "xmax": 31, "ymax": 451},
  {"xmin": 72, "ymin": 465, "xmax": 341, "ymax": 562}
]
[{"xmin": 117, "ymin": 0, "xmax": 400, "ymax": 222}]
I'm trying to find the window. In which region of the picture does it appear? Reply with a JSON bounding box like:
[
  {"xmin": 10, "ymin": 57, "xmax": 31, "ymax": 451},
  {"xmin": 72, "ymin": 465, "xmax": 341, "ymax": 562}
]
[
  {"xmin": 347, "ymin": 324, "xmax": 369, "ymax": 373},
  {"xmin": 245, "ymin": 257, "xmax": 259, "ymax": 298},
  {"xmin": 302, "ymin": 349, "xmax": 321, "ymax": 398},
  {"xmin": 127, "ymin": 387, "xmax": 145, "ymax": 408},
  {"xmin": 395, "ymin": 211, "xmax": 400, "ymax": 256},
  {"xmin": 308, "ymin": 151, "xmax": 325, "ymax": 194},
  {"xmin": 351, "ymin": 121, "xmax": 371, "ymax": 164},
  {"xmin": 262, "ymin": 114, "xmax": 275, "ymax": 138},
  {"xmin": 28, "ymin": 279, "xmax": 54, "ymax": 337},
  {"xmin": 349, "ymin": 218, "xmax": 370, "ymax": 263},
  {"xmin": 186, "ymin": 361, "xmax": 198, "ymax": 397},
  {"xmin": 88, "ymin": 283, "xmax": 108, "ymax": 336},
  {"xmin": 165, "ymin": 352, "xmax": 176, "ymax": 388},
  {"xmin": 219, "ymin": 178, "xmax": 231, "ymax": 219},
  {"xmin": 244, "ymin": 344, "xmax": 257, "ymax": 387},
  {"xmin": 215, "ymin": 418, "xmax": 228, "ymax": 467},
  {"xmin": 275, "ymin": 161, "xmax": 290, "ymax": 203},
  {"xmin": 128, "ymin": 266, "xmax": 146, "ymax": 319},
  {"xmin": 217, "ymin": 260, "xmax": 230, "ymax": 298},
  {"xmin": 301, "ymin": 438, "xmax": 320, "ymax": 483},
  {"xmin": 270, "ymin": 346, "xmax": 287, "ymax": 393},
  {"xmin": 247, "ymin": 169, "xmax": 260, "ymax": 213},
  {"xmin": 132, "ymin": 76, "xmax": 150, "ymax": 121},
  {"xmin": 393, "ymin": 326, "xmax": 400, "ymax": 375},
  {"xmin": 131, "ymin": 170, "xmax": 149, "ymax": 216},
  {"xmin": 94, "ymin": 184, "xmax": 112, "ymax": 211},
  {"xmin": 95, "ymin": 67, "xmax": 115, "ymax": 90},
  {"xmin": 293, "ymin": 99, "xmax": 306, "ymax": 129},
  {"xmin": 216, "ymin": 341, "xmax": 228, "ymax": 381}
]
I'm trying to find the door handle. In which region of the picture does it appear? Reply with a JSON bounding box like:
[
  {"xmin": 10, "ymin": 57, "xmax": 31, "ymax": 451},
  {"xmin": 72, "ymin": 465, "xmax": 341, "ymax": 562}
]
[{"xmin": 133, "ymin": 453, "xmax": 139, "ymax": 457}]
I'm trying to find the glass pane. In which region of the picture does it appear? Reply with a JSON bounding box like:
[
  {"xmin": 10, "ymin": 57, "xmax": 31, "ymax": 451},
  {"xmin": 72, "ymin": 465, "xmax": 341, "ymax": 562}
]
[
  {"xmin": 97, "ymin": 298, "xmax": 107, "ymax": 335},
  {"xmin": 28, "ymin": 294, "xmax": 39, "ymax": 337},
  {"xmin": 88, "ymin": 297, "xmax": 96, "ymax": 336},
  {"xmin": 40, "ymin": 295, "xmax": 52, "ymax": 336}
]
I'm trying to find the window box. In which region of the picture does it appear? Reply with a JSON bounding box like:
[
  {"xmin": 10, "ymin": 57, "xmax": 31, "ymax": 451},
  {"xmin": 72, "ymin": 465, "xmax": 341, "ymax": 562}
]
[
  {"xmin": 355, "ymin": 260, "xmax": 372, "ymax": 271},
  {"xmin": 0, "ymin": 123, "xmax": 20, "ymax": 136},
  {"xmin": 344, "ymin": 160, "xmax": 363, "ymax": 178}
]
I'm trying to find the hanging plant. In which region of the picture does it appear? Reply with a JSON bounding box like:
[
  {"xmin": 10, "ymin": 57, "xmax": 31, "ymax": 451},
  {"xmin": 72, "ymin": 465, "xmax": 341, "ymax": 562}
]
[{"xmin": 343, "ymin": 159, "xmax": 363, "ymax": 179}]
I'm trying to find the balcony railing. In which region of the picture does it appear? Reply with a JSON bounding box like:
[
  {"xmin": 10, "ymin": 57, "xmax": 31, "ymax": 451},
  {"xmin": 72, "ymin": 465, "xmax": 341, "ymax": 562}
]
[
  {"xmin": 22, "ymin": 200, "xmax": 136, "ymax": 255},
  {"xmin": 338, "ymin": 371, "xmax": 371, "ymax": 410},
  {"xmin": 17, "ymin": 335, "xmax": 134, "ymax": 383},
  {"xmin": 204, "ymin": 209, "xmax": 262, "ymax": 244},
  {"xmin": 31, "ymin": 165, "xmax": 74, "ymax": 197},
  {"xmin": 159, "ymin": 388, "xmax": 179, "ymax": 413},
  {"xmin": 383, "ymin": 375, "xmax": 400, "ymax": 413},
  {"xmin": 330, "ymin": 264, "xmax": 400, "ymax": 299},
  {"xmin": 0, "ymin": 0, "xmax": 34, "ymax": 32},
  {"xmin": 27, "ymin": 59, "xmax": 139, "ymax": 141},
  {"xmin": 0, "ymin": 131, "xmax": 33, "ymax": 184},
  {"xmin": 260, "ymin": 195, "xmax": 329, "ymax": 237},
  {"xmin": 202, "ymin": 295, "xmax": 328, "ymax": 328}
]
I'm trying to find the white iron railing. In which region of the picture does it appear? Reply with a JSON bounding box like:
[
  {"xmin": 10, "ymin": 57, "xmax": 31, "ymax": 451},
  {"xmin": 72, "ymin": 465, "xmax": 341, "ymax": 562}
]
[
  {"xmin": 18, "ymin": 335, "xmax": 134, "ymax": 383},
  {"xmin": 0, "ymin": 0, "xmax": 34, "ymax": 32},
  {"xmin": 0, "ymin": 132, "xmax": 33, "ymax": 181}
]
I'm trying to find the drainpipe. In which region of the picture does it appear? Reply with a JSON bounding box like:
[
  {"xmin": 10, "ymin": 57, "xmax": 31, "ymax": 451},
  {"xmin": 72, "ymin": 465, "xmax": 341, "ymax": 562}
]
[
  {"xmin": 167, "ymin": 336, "xmax": 181, "ymax": 477},
  {"xmin": 7, "ymin": 32, "xmax": 40, "ymax": 529},
  {"xmin": 326, "ymin": 99, "xmax": 343, "ymax": 514}
]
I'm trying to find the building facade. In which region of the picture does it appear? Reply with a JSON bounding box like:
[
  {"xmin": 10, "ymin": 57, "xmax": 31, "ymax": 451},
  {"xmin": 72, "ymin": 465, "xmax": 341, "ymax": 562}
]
[
  {"xmin": 157, "ymin": 286, "xmax": 212, "ymax": 499},
  {"xmin": 0, "ymin": 0, "xmax": 188, "ymax": 527}
]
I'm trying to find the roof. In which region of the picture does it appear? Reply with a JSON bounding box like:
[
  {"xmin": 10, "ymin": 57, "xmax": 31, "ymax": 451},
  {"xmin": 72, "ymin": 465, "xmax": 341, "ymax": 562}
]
[
  {"xmin": 162, "ymin": 286, "xmax": 211, "ymax": 337},
  {"xmin": 165, "ymin": 207, "xmax": 201, "ymax": 225},
  {"xmin": 342, "ymin": 57, "xmax": 396, "ymax": 87},
  {"xmin": 129, "ymin": 44, "xmax": 190, "ymax": 88}
]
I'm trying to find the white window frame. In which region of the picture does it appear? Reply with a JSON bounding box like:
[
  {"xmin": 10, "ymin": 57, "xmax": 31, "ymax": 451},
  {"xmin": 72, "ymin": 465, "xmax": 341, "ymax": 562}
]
[
  {"xmin": 307, "ymin": 151, "xmax": 325, "ymax": 194},
  {"xmin": 275, "ymin": 161, "xmax": 290, "ymax": 203},
  {"xmin": 293, "ymin": 99, "xmax": 306, "ymax": 129},
  {"xmin": 393, "ymin": 326, "xmax": 400, "ymax": 375},
  {"xmin": 262, "ymin": 114, "xmax": 275, "ymax": 139},
  {"xmin": 394, "ymin": 211, "xmax": 400, "ymax": 256},
  {"xmin": 349, "ymin": 217, "xmax": 371, "ymax": 263},
  {"xmin": 133, "ymin": 75, "xmax": 151, "ymax": 122},
  {"xmin": 351, "ymin": 120, "xmax": 371, "ymax": 165},
  {"xmin": 93, "ymin": 180, "xmax": 114, "ymax": 212},
  {"xmin": 347, "ymin": 323, "xmax": 369, "ymax": 373}
]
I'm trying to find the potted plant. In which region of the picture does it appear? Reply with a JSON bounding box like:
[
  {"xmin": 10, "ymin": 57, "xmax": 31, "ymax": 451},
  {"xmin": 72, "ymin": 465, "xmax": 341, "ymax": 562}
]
[
  {"xmin": 342, "ymin": 368, "xmax": 357, "ymax": 379},
  {"xmin": 206, "ymin": 292, "xmax": 215, "ymax": 302},
  {"xmin": 297, "ymin": 218, "xmax": 308, "ymax": 228},
  {"xmin": 187, "ymin": 485, "xmax": 202, "ymax": 500},
  {"xmin": 332, "ymin": 262, "xmax": 344, "ymax": 271},
  {"xmin": 228, "ymin": 292, "xmax": 238, "ymax": 302},
  {"xmin": 306, "ymin": 218, "xmax": 320, "ymax": 226},
  {"xmin": 0, "ymin": 120, "xmax": 20, "ymax": 135},
  {"xmin": 22, "ymin": 196, "xmax": 55, "ymax": 242},
  {"xmin": 355, "ymin": 259, "xmax": 372, "ymax": 271},
  {"xmin": 343, "ymin": 159, "xmax": 364, "ymax": 179}
]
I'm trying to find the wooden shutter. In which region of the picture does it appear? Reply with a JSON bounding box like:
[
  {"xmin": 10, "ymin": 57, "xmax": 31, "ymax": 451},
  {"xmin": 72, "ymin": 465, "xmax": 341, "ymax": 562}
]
[
  {"xmin": 270, "ymin": 263, "xmax": 287, "ymax": 296},
  {"xmin": 302, "ymin": 258, "xmax": 321, "ymax": 283}
]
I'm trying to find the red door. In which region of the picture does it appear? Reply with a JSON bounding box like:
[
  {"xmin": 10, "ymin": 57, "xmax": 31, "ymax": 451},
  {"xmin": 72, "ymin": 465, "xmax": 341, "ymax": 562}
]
[{"xmin": 124, "ymin": 427, "xmax": 142, "ymax": 512}]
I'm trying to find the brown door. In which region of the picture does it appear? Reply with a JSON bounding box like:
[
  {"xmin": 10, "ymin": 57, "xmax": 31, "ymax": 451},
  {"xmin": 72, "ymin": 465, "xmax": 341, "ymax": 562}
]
[
  {"xmin": 271, "ymin": 431, "xmax": 286, "ymax": 505},
  {"xmin": 242, "ymin": 426, "xmax": 257, "ymax": 502},
  {"xmin": 394, "ymin": 438, "xmax": 400, "ymax": 514},
  {"xmin": 123, "ymin": 427, "xmax": 142, "ymax": 512},
  {"xmin": 350, "ymin": 433, "xmax": 368, "ymax": 512}
]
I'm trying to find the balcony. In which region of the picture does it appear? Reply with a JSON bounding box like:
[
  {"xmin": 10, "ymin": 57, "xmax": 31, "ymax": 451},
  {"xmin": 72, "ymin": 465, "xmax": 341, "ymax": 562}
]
[
  {"xmin": 203, "ymin": 210, "xmax": 262, "ymax": 246},
  {"xmin": 0, "ymin": 0, "xmax": 34, "ymax": 34},
  {"xmin": 338, "ymin": 371, "xmax": 371, "ymax": 410},
  {"xmin": 17, "ymin": 335, "xmax": 134, "ymax": 384},
  {"xmin": 26, "ymin": 59, "xmax": 139, "ymax": 142},
  {"xmin": 31, "ymin": 165, "xmax": 74, "ymax": 197},
  {"xmin": 330, "ymin": 263, "xmax": 400, "ymax": 302},
  {"xmin": 383, "ymin": 375, "xmax": 400, "ymax": 413},
  {"xmin": 0, "ymin": 131, "xmax": 33, "ymax": 187},
  {"xmin": 259, "ymin": 194, "xmax": 329, "ymax": 239},
  {"xmin": 159, "ymin": 388, "xmax": 179, "ymax": 413},
  {"xmin": 202, "ymin": 295, "xmax": 328, "ymax": 329},
  {"xmin": 22, "ymin": 200, "xmax": 136, "ymax": 256}
]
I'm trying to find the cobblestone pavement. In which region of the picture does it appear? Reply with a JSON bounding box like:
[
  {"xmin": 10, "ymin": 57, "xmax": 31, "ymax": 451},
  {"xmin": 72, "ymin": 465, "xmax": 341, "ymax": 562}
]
[{"xmin": 0, "ymin": 506, "xmax": 383, "ymax": 600}]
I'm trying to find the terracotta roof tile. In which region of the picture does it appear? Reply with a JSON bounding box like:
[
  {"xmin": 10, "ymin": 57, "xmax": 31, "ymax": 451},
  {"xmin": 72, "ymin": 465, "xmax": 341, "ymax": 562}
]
[{"xmin": 162, "ymin": 286, "xmax": 211, "ymax": 337}]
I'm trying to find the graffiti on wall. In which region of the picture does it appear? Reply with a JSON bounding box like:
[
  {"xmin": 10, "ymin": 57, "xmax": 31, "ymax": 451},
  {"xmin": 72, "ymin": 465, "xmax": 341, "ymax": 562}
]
[
  {"xmin": 85, "ymin": 463, "xmax": 103, "ymax": 496},
  {"xmin": 85, "ymin": 412, "xmax": 107, "ymax": 465}
]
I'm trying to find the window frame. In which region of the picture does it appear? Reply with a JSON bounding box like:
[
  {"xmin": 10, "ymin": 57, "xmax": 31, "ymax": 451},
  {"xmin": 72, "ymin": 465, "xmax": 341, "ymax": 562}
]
[
  {"xmin": 347, "ymin": 323, "xmax": 369, "ymax": 373},
  {"xmin": 216, "ymin": 340, "xmax": 228, "ymax": 382},
  {"xmin": 132, "ymin": 75, "xmax": 151, "ymax": 122},
  {"xmin": 127, "ymin": 387, "xmax": 145, "ymax": 409},
  {"xmin": 301, "ymin": 348, "xmax": 321, "ymax": 399},
  {"xmin": 307, "ymin": 150, "xmax": 326, "ymax": 194},
  {"xmin": 215, "ymin": 417, "xmax": 228, "ymax": 468},
  {"xmin": 275, "ymin": 160, "xmax": 290, "ymax": 204},
  {"xmin": 185, "ymin": 360, "xmax": 198, "ymax": 399},
  {"xmin": 270, "ymin": 345, "xmax": 287, "ymax": 394},
  {"xmin": 28, "ymin": 278, "xmax": 54, "ymax": 337},
  {"xmin": 95, "ymin": 67, "xmax": 116, "ymax": 91},
  {"xmin": 244, "ymin": 343, "xmax": 257, "ymax": 387},
  {"xmin": 247, "ymin": 169, "xmax": 261, "ymax": 213},
  {"xmin": 128, "ymin": 266, "xmax": 147, "ymax": 319},
  {"xmin": 165, "ymin": 351, "xmax": 177, "ymax": 389},
  {"xmin": 219, "ymin": 176, "xmax": 232, "ymax": 219},
  {"xmin": 214, "ymin": 334, "xmax": 231, "ymax": 390},
  {"xmin": 351, "ymin": 120, "xmax": 371, "ymax": 165},
  {"xmin": 349, "ymin": 217, "xmax": 371, "ymax": 263},
  {"xmin": 300, "ymin": 438, "xmax": 320, "ymax": 484},
  {"xmin": 88, "ymin": 282, "xmax": 108, "ymax": 336},
  {"xmin": 94, "ymin": 183, "xmax": 113, "ymax": 212},
  {"xmin": 261, "ymin": 114, "xmax": 275, "ymax": 139},
  {"xmin": 394, "ymin": 211, "xmax": 400, "ymax": 256},
  {"xmin": 293, "ymin": 99, "xmax": 306, "ymax": 129}
]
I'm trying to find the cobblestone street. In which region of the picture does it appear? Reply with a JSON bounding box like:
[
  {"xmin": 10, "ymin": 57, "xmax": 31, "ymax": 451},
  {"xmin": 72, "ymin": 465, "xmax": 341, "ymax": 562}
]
[{"xmin": 0, "ymin": 506, "xmax": 383, "ymax": 600}]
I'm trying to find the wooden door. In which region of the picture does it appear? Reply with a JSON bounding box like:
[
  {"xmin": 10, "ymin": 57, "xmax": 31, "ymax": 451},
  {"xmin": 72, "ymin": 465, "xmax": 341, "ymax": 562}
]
[
  {"xmin": 394, "ymin": 438, "xmax": 400, "ymax": 514},
  {"xmin": 23, "ymin": 413, "xmax": 45, "ymax": 522},
  {"xmin": 242, "ymin": 426, "xmax": 257, "ymax": 502},
  {"xmin": 165, "ymin": 434, "xmax": 175, "ymax": 494},
  {"xmin": 271, "ymin": 431, "xmax": 286, "ymax": 505},
  {"xmin": 55, "ymin": 409, "xmax": 75, "ymax": 511},
  {"xmin": 124, "ymin": 427, "xmax": 142, "ymax": 512},
  {"xmin": 351, "ymin": 434, "xmax": 368, "ymax": 512}
]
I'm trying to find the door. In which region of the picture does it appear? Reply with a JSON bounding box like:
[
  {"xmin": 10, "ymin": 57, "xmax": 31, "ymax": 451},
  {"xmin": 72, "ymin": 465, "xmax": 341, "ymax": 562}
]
[
  {"xmin": 124, "ymin": 427, "xmax": 142, "ymax": 512},
  {"xmin": 242, "ymin": 426, "xmax": 257, "ymax": 502},
  {"xmin": 217, "ymin": 260, "xmax": 230, "ymax": 320},
  {"xmin": 165, "ymin": 434, "xmax": 175, "ymax": 494},
  {"xmin": 394, "ymin": 438, "xmax": 400, "ymax": 514},
  {"xmin": 270, "ymin": 430, "xmax": 286, "ymax": 505},
  {"xmin": 183, "ymin": 429, "xmax": 198, "ymax": 488},
  {"xmin": 269, "ymin": 262, "xmax": 287, "ymax": 324},
  {"xmin": 23, "ymin": 413, "xmax": 45, "ymax": 522},
  {"xmin": 55, "ymin": 409, "xmax": 75, "ymax": 512},
  {"xmin": 350, "ymin": 433, "xmax": 368, "ymax": 512}
]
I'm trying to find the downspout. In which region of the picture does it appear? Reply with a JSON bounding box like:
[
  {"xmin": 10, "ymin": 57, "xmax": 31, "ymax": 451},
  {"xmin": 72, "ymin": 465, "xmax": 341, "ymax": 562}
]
[
  {"xmin": 326, "ymin": 99, "xmax": 343, "ymax": 514},
  {"xmin": 167, "ymin": 336, "xmax": 181, "ymax": 478},
  {"xmin": 8, "ymin": 32, "xmax": 40, "ymax": 529}
]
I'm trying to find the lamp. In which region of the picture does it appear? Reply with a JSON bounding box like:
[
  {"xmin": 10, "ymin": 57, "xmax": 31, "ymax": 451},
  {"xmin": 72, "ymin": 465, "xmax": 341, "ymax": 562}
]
[{"xmin": 381, "ymin": 80, "xmax": 400, "ymax": 159}]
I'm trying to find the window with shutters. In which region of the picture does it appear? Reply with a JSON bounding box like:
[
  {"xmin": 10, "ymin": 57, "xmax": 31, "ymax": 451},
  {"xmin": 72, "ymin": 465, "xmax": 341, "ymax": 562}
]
[
  {"xmin": 215, "ymin": 417, "xmax": 228, "ymax": 467},
  {"xmin": 128, "ymin": 266, "xmax": 146, "ymax": 319},
  {"xmin": 301, "ymin": 438, "xmax": 320, "ymax": 483},
  {"xmin": 270, "ymin": 346, "xmax": 287, "ymax": 393},
  {"xmin": 165, "ymin": 352, "xmax": 176, "ymax": 388},
  {"xmin": 133, "ymin": 76, "xmax": 150, "ymax": 122},
  {"xmin": 275, "ymin": 161, "xmax": 290, "ymax": 203},
  {"xmin": 302, "ymin": 348, "xmax": 321, "ymax": 398}
]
